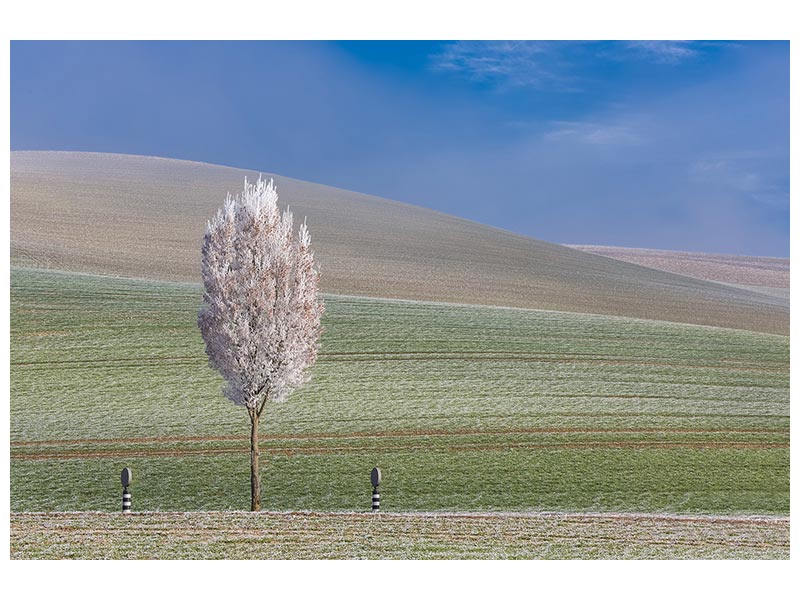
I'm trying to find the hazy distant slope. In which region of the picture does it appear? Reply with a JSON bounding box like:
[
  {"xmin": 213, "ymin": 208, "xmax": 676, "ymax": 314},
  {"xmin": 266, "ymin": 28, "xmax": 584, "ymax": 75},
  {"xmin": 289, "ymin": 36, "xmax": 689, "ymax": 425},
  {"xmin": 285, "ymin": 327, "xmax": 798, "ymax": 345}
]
[
  {"xmin": 570, "ymin": 245, "xmax": 789, "ymax": 288},
  {"xmin": 10, "ymin": 151, "xmax": 788, "ymax": 334}
]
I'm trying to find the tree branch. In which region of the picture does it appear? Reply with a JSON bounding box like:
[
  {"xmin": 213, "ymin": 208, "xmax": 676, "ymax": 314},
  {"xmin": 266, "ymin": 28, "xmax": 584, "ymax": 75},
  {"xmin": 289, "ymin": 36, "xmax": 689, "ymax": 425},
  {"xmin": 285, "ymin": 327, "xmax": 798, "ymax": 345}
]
[{"xmin": 256, "ymin": 388, "xmax": 270, "ymax": 417}]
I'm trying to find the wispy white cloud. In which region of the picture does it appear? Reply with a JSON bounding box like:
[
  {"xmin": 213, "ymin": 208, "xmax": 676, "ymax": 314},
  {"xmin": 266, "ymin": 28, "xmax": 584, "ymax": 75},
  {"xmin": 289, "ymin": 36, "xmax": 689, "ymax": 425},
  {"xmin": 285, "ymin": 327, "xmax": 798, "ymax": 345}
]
[
  {"xmin": 429, "ymin": 41, "xmax": 577, "ymax": 90},
  {"xmin": 623, "ymin": 41, "xmax": 699, "ymax": 64},
  {"xmin": 543, "ymin": 120, "xmax": 644, "ymax": 146},
  {"xmin": 430, "ymin": 41, "xmax": 715, "ymax": 91}
]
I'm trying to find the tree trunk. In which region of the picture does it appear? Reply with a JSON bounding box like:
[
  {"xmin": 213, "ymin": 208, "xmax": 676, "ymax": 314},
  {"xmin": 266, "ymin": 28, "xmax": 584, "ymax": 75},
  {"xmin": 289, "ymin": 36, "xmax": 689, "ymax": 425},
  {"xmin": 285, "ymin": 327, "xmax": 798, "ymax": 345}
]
[{"xmin": 250, "ymin": 410, "xmax": 261, "ymax": 511}]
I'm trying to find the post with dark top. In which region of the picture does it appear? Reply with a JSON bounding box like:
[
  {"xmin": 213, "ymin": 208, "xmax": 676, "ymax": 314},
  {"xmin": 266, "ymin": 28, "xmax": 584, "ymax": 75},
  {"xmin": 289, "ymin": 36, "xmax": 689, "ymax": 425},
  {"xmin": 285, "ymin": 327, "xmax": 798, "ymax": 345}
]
[
  {"xmin": 371, "ymin": 467, "xmax": 381, "ymax": 513},
  {"xmin": 121, "ymin": 468, "xmax": 132, "ymax": 514}
]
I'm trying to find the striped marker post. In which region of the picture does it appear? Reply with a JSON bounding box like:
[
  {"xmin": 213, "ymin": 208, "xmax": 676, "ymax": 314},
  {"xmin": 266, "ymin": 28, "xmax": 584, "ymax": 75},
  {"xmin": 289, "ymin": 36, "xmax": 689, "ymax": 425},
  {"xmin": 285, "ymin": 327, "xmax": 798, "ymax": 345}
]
[
  {"xmin": 121, "ymin": 468, "xmax": 132, "ymax": 514},
  {"xmin": 370, "ymin": 467, "xmax": 381, "ymax": 513}
]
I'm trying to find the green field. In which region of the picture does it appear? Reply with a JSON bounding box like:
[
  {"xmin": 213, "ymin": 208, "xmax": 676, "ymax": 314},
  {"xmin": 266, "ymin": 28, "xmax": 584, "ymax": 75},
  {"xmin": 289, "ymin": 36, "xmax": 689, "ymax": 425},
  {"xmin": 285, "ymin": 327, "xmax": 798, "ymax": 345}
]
[{"xmin": 10, "ymin": 267, "xmax": 789, "ymax": 520}]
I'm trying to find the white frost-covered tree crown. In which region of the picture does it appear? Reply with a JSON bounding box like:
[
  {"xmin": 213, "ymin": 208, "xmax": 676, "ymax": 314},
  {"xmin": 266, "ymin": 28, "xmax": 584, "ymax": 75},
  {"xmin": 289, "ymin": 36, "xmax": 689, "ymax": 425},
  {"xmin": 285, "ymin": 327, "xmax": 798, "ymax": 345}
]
[{"xmin": 198, "ymin": 176, "xmax": 324, "ymax": 411}]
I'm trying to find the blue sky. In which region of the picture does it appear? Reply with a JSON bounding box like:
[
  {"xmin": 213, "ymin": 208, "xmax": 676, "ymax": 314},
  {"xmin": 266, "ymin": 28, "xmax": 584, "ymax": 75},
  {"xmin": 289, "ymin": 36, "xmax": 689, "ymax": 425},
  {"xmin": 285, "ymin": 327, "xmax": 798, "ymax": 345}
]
[{"xmin": 11, "ymin": 40, "xmax": 789, "ymax": 256}]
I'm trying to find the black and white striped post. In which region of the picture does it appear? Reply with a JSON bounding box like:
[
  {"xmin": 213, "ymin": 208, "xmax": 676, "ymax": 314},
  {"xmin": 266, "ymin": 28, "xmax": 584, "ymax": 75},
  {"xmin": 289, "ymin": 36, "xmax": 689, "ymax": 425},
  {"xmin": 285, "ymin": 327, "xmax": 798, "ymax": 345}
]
[
  {"xmin": 121, "ymin": 468, "xmax": 132, "ymax": 514},
  {"xmin": 370, "ymin": 467, "xmax": 381, "ymax": 513}
]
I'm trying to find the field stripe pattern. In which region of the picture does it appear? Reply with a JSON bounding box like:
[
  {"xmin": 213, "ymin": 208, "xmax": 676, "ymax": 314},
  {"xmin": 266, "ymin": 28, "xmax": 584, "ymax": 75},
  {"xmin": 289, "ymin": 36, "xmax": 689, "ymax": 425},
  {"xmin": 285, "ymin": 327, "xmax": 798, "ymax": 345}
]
[{"xmin": 10, "ymin": 267, "xmax": 789, "ymax": 518}]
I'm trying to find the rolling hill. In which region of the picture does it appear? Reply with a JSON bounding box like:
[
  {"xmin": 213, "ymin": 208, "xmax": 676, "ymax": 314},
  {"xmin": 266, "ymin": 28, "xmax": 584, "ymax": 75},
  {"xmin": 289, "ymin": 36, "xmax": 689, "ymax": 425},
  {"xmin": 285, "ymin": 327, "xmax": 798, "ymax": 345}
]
[
  {"xmin": 570, "ymin": 245, "xmax": 789, "ymax": 295},
  {"xmin": 11, "ymin": 151, "xmax": 788, "ymax": 335}
]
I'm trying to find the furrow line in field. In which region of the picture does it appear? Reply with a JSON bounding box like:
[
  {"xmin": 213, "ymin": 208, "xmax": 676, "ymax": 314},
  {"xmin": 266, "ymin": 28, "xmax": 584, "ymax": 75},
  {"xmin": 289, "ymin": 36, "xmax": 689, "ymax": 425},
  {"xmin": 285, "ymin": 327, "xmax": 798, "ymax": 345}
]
[
  {"xmin": 11, "ymin": 427, "xmax": 789, "ymax": 447},
  {"xmin": 14, "ymin": 509, "xmax": 789, "ymax": 524},
  {"xmin": 10, "ymin": 354, "xmax": 786, "ymax": 373},
  {"xmin": 13, "ymin": 441, "xmax": 790, "ymax": 460}
]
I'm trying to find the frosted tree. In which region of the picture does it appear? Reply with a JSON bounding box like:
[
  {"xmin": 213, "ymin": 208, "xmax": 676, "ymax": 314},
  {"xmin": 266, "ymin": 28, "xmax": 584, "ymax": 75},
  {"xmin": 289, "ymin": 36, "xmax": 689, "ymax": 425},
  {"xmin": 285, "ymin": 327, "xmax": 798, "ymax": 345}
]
[{"xmin": 198, "ymin": 176, "xmax": 324, "ymax": 511}]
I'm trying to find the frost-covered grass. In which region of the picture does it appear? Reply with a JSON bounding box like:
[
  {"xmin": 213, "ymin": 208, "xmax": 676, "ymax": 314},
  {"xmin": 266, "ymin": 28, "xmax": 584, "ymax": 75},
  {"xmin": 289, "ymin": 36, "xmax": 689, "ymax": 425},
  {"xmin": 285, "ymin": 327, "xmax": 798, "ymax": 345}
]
[
  {"xmin": 10, "ymin": 512, "xmax": 789, "ymax": 559},
  {"xmin": 10, "ymin": 449, "xmax": 788, "ymax": 514},
  {"xmin": 10, "ymin": 267, "xmax": 789, "ymax": 518}
]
